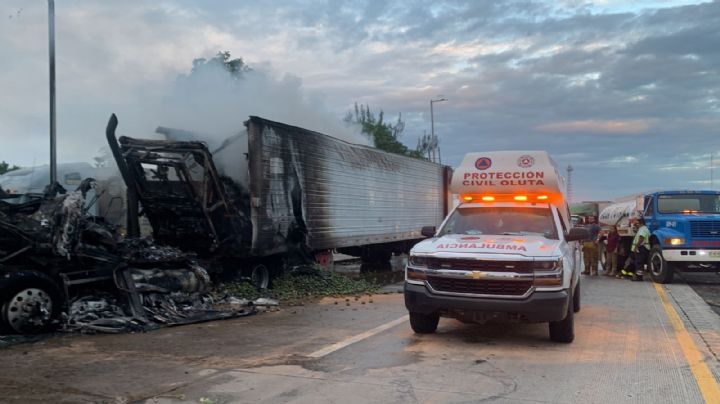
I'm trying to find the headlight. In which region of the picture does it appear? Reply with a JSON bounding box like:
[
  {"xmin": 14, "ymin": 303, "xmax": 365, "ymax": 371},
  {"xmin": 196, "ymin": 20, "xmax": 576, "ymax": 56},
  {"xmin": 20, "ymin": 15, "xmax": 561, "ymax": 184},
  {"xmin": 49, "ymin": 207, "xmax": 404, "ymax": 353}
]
[
  {"xmin": 406, "ymin": 267, "xmax": 428, "ymax": 282},
  {"xmin": 665, "ymin": 237, "xmax": 684, "ymax": 246},
  {"xmin": 406, "ymin": 255, "xmax": 430, "ymax": 284},
  {"xmin": 408, "ymin": 255, "xmax": 429, "ymax": 268},
  {"xmin": 533, "ymin": 258, "xmax": 563, "ymax": 287},
  {"xmin": 533, "ymin": 260, "xmax": 561, "ymax": 271}
]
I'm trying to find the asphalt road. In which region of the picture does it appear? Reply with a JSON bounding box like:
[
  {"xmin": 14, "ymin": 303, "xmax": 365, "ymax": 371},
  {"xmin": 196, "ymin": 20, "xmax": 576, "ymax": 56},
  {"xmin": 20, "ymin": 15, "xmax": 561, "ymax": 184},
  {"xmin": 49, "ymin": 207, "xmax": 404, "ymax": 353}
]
[
  {"xmin": 682, "ymin": 272, "xmax": 720, "ymax": 317},
  {"xmin": 1, "ymin": 273, "xmax": 719, "ymax": 404}
]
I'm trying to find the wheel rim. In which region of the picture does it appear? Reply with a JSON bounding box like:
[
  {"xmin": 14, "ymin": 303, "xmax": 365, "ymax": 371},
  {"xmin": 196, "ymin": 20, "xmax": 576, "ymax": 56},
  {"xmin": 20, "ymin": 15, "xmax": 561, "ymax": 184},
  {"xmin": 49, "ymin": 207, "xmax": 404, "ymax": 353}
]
[
  {"xmin": 4, "ymin": 288, "xmax": 53, "ymax": 333},
  {"xmin": 251, "ymin": 265, "xmax": 269, "ymax": 290},
  {"xmin": 650, "ymin": 252, "xmax": 663, "ymax": 276}
]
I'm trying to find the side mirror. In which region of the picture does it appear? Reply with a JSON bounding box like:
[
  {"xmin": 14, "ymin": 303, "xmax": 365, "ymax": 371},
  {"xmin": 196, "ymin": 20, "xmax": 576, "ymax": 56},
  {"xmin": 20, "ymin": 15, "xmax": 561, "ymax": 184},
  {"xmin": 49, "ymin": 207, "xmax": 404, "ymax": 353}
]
[
  {"xmin": 421, "ymin": 226, "xmax": 436, "ymax": 238},
  {"xmin": 566, "ymin": 227, "xmax": 590, "ymax": 242}
]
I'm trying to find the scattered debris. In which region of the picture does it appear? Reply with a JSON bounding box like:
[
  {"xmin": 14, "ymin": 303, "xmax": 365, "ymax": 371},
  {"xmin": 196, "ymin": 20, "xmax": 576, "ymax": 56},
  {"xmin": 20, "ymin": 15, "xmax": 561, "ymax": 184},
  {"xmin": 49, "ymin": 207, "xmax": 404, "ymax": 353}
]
[{"xmin": 64, "ymin": 294, "xmax": 137, "ymax": 334}]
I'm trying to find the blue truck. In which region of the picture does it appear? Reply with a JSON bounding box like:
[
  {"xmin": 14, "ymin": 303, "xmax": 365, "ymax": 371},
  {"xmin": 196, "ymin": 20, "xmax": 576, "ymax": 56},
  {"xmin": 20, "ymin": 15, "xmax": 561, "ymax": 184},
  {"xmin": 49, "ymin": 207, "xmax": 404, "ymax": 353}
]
[{"xmin": 599, "ymin": 190, "xmax": 720, "ymax": 283}]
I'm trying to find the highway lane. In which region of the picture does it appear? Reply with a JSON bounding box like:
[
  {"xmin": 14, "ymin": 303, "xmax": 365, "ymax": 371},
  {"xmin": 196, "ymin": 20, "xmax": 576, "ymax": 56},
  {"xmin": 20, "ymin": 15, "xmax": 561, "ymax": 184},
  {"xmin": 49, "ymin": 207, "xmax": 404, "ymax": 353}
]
[
  {"xmin": 154, "ymin": 276, "xmax": 720, "ymax": 404},
  {"xmin": 1, "ymin": 275, "xmax": 718, "ymax": 403}
]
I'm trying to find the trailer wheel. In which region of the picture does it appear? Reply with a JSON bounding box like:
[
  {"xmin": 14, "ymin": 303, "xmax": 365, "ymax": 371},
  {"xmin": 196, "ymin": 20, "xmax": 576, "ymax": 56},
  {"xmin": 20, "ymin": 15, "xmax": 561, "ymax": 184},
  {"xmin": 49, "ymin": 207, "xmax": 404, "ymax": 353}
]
[
  {"xmin": 1, "ymin": 273, "xmax": 63, "ymax": 334},
  {"xmin": 573, "ymin": 280, "xmax": 581, "ymax": 313},
  {"xmin": 409, "ymin": 312, "xmax": 439, "ymax": 334},
  {"xmin": 250, "ymin": 264, "xmax": 270, "ymax": 290},
  {"xmin": 549, "ymin": 292, "xmax": 574, "ymax": 343},
  {"xmin": 649, "ymin": 245, "xmax": 674, "ymax": 284},
  {"xmin": 360, "ymin": 250, "xmax": 392, "ymax": 263}
]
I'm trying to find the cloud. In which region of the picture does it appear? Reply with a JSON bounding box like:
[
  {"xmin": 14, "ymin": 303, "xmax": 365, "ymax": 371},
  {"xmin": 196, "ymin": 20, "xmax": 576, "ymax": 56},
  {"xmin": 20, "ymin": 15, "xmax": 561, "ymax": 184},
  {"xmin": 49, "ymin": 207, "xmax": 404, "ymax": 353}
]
[
  {"xmin": 536, "ymin": 119, "xmax": 651, "ymax": 134},
  {"xmin": 1, "ymin": 0, "xmax": 719, "ymax": 202}
]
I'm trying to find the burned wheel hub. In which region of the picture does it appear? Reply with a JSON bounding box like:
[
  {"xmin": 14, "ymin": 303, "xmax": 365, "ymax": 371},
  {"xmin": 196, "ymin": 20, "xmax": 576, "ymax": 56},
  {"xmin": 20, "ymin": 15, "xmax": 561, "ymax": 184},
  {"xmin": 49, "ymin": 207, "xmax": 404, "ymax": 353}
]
[{"xmin": 3, "ymin": 288, "xmax": 53, "ymax": 333}]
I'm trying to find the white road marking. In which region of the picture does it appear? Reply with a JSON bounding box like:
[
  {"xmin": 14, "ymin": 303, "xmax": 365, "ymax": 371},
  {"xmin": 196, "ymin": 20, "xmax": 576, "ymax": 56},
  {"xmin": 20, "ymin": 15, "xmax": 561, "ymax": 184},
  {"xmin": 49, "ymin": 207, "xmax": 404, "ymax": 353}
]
[{"xmin": 307, "ymin": 315, "xmax": 409, "ymax": 358}]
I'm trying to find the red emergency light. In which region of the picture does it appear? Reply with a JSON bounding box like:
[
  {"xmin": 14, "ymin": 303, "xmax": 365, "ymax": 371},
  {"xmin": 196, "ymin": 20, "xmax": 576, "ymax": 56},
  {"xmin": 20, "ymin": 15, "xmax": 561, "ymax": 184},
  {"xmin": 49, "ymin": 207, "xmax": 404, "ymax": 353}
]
[{"xmin": 460, "ymin": 194, "xmax": 557, "ymax": 203}]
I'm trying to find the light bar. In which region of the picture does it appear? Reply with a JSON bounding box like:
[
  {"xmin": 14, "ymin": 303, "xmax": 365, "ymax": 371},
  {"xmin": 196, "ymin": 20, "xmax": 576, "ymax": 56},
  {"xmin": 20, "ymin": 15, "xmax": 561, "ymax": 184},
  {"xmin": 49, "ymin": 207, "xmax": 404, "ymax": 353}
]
[{"xmin": 458, "ymin": 194, "xmax": 560, "ymax": 203}]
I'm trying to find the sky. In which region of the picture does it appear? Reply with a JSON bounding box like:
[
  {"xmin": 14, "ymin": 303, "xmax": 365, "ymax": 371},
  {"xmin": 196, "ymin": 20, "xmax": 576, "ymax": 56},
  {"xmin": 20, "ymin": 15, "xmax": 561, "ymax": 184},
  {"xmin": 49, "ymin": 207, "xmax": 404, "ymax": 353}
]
[{"xmin": 1, "ymin": 0, "xmax": 719, "ymax": 201}]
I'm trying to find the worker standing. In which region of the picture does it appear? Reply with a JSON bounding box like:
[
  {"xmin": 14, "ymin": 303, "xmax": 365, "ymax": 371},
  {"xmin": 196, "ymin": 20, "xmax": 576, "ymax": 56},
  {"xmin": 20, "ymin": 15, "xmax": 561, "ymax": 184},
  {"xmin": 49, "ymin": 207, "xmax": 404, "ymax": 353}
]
[
  {"xmin": 631, "ymin": 217, "xmax": 651, "ymax": 281},
  {"xmin": 604, "ymin": 225, "xmax": 620, "ymax": 276},
  {"xmin": 581, "ymin": 216, "xmax": 602, "ymax": 276}
]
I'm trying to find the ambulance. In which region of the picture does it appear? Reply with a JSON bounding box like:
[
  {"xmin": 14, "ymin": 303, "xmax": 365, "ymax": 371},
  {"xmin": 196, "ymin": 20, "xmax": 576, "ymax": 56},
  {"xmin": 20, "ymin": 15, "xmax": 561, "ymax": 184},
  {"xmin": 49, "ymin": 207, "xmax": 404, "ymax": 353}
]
[{"xmin": 404, "ymin": 151, "xmax": 589, "ymax": 343}]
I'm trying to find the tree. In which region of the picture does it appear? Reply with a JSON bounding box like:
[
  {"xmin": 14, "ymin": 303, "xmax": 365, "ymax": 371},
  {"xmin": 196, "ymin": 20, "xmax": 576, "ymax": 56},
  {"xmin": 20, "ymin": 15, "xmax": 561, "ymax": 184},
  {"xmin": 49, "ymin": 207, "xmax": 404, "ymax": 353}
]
[
  {"xmin": 0, "ymin": 161, "xmax": 19, "ymax": 175},
  {"xmin": 190, "ymin": 51, "xmax": 251, "ymax": 80},
  {"xmin": 345, "ymin": 103, "xmax": 426, "ymax": 159},
  {"xmin": 415, "ymin": 132, "xmax": 437, "ymax": 160}
]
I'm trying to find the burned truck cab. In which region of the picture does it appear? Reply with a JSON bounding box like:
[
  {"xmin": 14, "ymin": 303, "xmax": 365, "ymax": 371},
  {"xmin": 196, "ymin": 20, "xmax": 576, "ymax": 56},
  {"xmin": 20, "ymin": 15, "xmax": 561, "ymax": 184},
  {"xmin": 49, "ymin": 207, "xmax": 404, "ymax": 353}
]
[{"xmin": 0, "ymin": 181, "xmax": 120, "ymax": 333}]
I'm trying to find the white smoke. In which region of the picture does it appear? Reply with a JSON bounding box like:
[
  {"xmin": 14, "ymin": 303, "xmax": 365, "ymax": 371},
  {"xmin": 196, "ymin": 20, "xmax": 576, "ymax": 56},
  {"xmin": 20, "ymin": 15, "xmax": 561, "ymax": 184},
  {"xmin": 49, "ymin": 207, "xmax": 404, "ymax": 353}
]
[
  {"xmin": 117, "ymin": 58, "xmax": 370, "ymax": 185},
  {"xmin": 131, "ymin": 61, "xmax": 368, "ymax": 145}
]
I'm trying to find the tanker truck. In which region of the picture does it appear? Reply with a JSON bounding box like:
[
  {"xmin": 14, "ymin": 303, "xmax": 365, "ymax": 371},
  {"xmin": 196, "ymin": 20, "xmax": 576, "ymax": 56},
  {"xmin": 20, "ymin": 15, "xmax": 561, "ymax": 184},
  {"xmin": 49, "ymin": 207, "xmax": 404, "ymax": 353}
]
[
  {"xmin": 598, "ymin": 190, "xmax": 720, "ymax": 283},
  {"xmin": 570, "ymin": 200, "xmax": 611, "ymax": 223}
]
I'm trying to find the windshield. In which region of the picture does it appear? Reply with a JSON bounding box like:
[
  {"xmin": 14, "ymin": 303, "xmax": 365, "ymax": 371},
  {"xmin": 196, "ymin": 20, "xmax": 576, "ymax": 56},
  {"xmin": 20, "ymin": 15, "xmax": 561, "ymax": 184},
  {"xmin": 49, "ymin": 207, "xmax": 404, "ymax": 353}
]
[
  {"xmin": 439, "ymin": 206, "xmax": 558, "ymax": 239},
  {"xmin": 657, "ymin": 194, "xmax": 720, "ymax": 214}
]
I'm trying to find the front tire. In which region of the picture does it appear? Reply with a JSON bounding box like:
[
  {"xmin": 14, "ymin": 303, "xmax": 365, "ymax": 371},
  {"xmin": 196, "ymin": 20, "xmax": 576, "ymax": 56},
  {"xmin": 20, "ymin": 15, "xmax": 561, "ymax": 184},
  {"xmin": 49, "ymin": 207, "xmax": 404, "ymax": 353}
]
[
  {"xmin": 409, "ymin": 312, "xmax": 439, "ymax": 334},
  {"xmin": 648, "ymin": 245, "xmax": 674, "ymax": 284},
  {"xmin": 0, "ymin": 273, "xmax": 63, "ymax": 334},
  {"xmin": 549, "ymin": 292, "xmax": 574, "ymax": 343},
  {"xmin": 573, "ymin": 280, "xmax": 581, "ymax": 313}
]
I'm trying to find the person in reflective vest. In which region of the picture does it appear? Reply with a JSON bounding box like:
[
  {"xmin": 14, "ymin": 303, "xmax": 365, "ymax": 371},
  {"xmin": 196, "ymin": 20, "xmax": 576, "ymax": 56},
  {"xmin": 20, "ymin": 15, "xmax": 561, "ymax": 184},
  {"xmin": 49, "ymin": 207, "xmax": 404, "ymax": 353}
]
[{"xmin": 631, "ymin": 217, "xmax": 651, "ymax": 281}]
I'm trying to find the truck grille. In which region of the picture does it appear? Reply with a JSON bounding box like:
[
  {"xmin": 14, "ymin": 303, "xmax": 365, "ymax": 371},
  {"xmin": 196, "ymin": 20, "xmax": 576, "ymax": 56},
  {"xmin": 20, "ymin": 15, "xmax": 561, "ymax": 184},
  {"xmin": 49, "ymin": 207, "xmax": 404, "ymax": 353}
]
[
  {"xmin": 690, "ymin": 221, "xmax": 720, "ymax": 239},
  {"xmin": 427, "ymin": 276, "xmax": 532, "ymax": 296},
  {"xmin": 426, "ymin": 258, "xmax": 533, "ymax": 273}
]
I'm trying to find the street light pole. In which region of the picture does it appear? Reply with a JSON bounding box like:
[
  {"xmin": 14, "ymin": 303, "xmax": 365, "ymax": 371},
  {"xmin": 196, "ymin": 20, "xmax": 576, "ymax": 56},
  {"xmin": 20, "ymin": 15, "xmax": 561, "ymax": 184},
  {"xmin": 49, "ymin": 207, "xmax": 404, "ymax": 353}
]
[
  {"xmin": 48, "ymin": 0, "xmax": 57, "ymax": 185},
  {"xmin": 430, "ymin": 97, "xmax": 446, "ymax": 164}
]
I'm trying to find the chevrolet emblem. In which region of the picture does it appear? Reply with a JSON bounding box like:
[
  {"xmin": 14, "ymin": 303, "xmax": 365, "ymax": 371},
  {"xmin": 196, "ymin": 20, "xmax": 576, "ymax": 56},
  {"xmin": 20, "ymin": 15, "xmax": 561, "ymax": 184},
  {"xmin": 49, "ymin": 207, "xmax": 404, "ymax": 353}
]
[{"xmin": 467, "ymin": 271, "xmax": 485, "ymax": 280}]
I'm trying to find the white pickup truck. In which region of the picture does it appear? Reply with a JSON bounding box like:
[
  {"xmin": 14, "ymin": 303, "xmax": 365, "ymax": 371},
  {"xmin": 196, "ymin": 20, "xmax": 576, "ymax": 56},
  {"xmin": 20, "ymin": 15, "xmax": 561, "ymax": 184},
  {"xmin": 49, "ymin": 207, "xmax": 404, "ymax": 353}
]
[{"xmin": 404, "ymin": 151, "xmax": 589, "ymax": 342}]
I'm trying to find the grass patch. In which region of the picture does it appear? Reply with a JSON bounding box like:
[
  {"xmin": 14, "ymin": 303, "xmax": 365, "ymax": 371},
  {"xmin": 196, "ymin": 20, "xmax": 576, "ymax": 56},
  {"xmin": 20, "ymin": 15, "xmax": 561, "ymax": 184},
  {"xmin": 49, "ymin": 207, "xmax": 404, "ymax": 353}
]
[
  {"xmin": 216, "ymin": 267, "xmax": 379, "ymax": 305},
  {"xmin": 272, "ymin": 268, "xmax": 378, "ymax": 303}
]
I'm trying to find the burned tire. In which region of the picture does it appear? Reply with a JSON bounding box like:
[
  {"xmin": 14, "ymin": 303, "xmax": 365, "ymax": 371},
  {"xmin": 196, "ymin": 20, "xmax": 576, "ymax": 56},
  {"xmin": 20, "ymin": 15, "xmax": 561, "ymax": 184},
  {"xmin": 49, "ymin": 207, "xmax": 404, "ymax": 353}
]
[
  {"xmin": 573, "ymin": 280, "xmax": 581, "ymax": 313},
  {"xmin": 360, "ymin": 248, "xmax": 392, "ymax": 263},
  {"xmin": 409, "ymin": 312, "xmax": 439, "ymax": 334},
  {"xmin": 649, "ymin": 245, "xmax": 674, "ymax": 284},
  {"xmin": 549, "ymin": 292, "xmax": 574, "ymax": 343},
  {"xmin": 0, "ymin": 273, "xmax": 63, "ymax": 334},
  {"xmin": 250, "ymin": 264, "xmax": 270, "ymax": 290}
]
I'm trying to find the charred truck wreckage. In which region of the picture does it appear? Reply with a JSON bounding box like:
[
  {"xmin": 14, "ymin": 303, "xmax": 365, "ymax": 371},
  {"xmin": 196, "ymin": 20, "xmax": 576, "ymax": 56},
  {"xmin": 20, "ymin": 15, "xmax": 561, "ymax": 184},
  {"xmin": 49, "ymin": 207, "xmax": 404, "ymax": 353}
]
[
  {"xmin": 0, "ymin": 113, "xmax": 449, "ymax": 335},
  {"xmin": 107, "ymin": 113, "xmax": 450, "ymax": 281},
  {"xmin": 0, "ymin": 179, "xmax": 248, "ymax": 335}
]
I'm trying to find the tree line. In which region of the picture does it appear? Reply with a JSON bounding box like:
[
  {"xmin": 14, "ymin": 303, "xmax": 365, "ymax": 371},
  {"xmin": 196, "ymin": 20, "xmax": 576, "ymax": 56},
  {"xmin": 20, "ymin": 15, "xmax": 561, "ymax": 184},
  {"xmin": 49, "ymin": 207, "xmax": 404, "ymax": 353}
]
[{"xmin": 0, "ymin": 161, "xmax": 19, "ymax": 175}]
